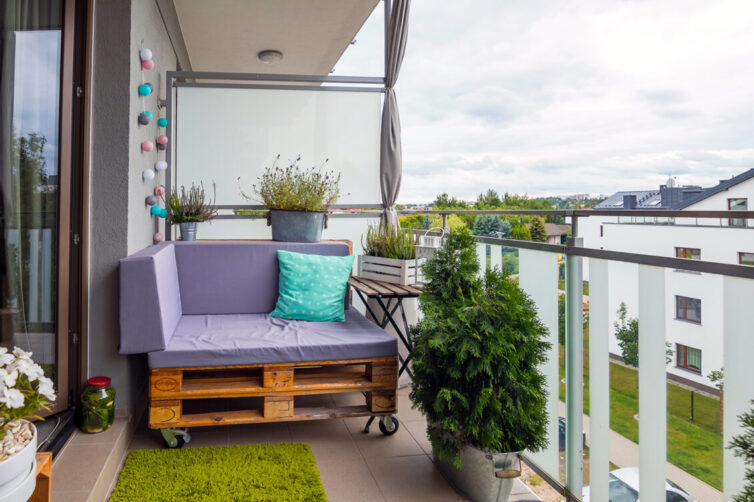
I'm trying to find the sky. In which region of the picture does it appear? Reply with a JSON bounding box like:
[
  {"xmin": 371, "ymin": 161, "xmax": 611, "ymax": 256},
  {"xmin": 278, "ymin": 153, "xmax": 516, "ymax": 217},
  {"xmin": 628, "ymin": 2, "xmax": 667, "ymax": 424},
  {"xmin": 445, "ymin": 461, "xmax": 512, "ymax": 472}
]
[{"xmin": 335, "ymin": 0, "xmax": 754, "ymax": 203}]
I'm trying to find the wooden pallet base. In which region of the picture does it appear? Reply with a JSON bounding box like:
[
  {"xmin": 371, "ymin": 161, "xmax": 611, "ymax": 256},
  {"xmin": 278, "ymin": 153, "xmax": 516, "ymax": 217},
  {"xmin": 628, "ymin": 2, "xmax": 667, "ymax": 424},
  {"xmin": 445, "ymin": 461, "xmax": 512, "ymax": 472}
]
[{"xmin": 148, "ymin": 357, "xmax": 398, "ymax": 429}]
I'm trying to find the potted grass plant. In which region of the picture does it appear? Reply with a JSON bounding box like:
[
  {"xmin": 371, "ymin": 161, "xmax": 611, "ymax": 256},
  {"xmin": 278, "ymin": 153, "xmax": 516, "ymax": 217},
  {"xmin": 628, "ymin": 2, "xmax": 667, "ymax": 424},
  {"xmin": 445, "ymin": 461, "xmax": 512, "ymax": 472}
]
[
  {"xmin": 240, "ymin": 155, "xmax": 340, "ymax": 242},
  {"xmin": 167, "ymin": 182, "xmax": 218, "ymax": 241},
  {"xmin": 0, "ymin": 347, "xmax": 56, "ymax": 501},
  {"xmin": 358, "ymin": 223, "xmax": 424, "ymax": 285},
  {"xmin": 410, "ymin": 228, "xmax": 550, "ymax": 502}
]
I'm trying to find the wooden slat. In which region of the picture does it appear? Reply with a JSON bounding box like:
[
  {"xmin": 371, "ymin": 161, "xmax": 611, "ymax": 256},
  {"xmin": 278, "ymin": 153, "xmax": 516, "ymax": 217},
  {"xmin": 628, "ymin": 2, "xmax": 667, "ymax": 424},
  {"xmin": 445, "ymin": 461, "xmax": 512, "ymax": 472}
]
[
  {"xmin": 401, "ymin": 284, "xmax": 422, "ymax": 295},
  {"xmin": 354, "ymin": 277, "xmax": 393, "ymax": 296},
  {"xmin": 150, "ymin": 405, "xmax": 389, "ymax": 429},
  {"xmin": 379, "ymin": 282, "xmax": 410, "ymax": 296},
  {"xmin": 149, "ymin": 400, "xmax": 181, "ymax": 424},
  {"xmin": 263, "ymin": 366, "xmax": 294, "ymax": 388},
  {"xmin": 348, "ymin": 276, "xmax": 378, "ymax": 296},
  {"xmin": 154, "ymin": 356, "xmax": 396, "ymax": 373}
]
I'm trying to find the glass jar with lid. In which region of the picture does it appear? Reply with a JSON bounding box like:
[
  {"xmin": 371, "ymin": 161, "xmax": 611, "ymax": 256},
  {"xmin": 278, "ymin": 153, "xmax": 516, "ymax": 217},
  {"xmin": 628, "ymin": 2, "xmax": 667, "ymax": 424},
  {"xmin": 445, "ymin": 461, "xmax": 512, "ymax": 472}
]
[{"xmin": 80, "ymin": 376, "xmax": 115, "ymax": 433}]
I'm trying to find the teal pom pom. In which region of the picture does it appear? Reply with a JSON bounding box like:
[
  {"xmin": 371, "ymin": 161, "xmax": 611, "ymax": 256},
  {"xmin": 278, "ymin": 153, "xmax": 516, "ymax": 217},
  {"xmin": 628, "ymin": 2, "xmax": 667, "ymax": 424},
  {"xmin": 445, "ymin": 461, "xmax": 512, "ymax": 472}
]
[
  {"xmin": 150, "ymin": 206, "xmax": 162, "ymax": 216},
  {"xmin": 138, "ymin": 83, "xmax": 152, "ymax": 97},
  {"xmin": 144, "ymin": 111, "xmax": 153, "ymax": 119},
  {"xmin": 157, "ymin": 117, "xmax": 168, "ymax": 127},
  {"xmin": 160, "ymin": 208, "xmax": 168, "ymax": 218}
]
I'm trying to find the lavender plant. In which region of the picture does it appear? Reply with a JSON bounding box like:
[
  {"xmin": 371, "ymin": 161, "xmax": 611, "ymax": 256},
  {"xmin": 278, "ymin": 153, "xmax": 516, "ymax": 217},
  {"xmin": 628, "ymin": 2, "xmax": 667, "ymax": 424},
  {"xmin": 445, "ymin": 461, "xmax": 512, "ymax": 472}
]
[
  {"xmin": 167, "ymin": 182, "xmax": 218, "ymax": 224},
  {"xmin": 240, "ymin": 155, "xmax": 340, "ymax": 212}
]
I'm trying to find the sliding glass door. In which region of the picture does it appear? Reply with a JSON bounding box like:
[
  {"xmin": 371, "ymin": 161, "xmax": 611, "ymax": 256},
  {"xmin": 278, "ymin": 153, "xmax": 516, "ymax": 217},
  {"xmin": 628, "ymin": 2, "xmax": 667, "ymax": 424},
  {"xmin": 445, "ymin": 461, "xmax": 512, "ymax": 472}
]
[{"xmin": 1, "ymin": 0, "xmax": 73, "ymax": 415}]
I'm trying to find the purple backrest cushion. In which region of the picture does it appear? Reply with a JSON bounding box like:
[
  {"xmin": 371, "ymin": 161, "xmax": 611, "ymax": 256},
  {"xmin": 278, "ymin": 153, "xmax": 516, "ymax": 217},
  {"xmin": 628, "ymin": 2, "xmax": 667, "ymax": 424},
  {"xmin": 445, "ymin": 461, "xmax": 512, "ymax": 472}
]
[
  {"xmin": 173, "ymin": 241, "xmax": 352, "ymax": 315},
  {"xmin": 119, "ymin": 243, "xmax": 183, "ymax": 354}
]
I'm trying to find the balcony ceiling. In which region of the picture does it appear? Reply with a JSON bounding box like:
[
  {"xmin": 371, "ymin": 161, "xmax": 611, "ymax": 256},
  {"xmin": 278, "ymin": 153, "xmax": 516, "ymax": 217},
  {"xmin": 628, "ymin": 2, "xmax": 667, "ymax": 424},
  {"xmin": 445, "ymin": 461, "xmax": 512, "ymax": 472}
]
[{"xmin": 172, "ymin": 0, "xmax": 379, "ymax": 74}]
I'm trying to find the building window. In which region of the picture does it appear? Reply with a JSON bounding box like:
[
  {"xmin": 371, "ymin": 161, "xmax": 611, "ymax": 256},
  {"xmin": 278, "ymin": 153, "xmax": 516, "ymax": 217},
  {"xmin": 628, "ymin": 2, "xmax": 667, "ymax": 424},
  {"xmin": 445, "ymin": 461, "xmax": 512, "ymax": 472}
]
[
  {"xmin": 728, "ymin": 198, "xmax": 748, "ymax": 228},
  {"xmin": 675, "ymin": 295, "xmax": 701, "ymax": 324},
  {"xmin": 675, "ymin": 247, "xmax": 700, "ymax": 260},
  {"xmin": 676, "ymin": 344, "xmax": 702, "ymax": 373},
  {"xmin": 740, "ymin": 252, "xmax": 754, "ymax": 266}
]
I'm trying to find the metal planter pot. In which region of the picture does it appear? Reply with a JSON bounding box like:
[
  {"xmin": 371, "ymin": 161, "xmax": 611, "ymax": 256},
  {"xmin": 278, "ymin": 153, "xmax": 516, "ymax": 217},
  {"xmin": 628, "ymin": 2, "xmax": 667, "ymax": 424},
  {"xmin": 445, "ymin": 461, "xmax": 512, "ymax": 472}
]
[
  {"xmin": 435, "ymin": 445, "xmax": 522, "ymax": 502},
  {"xmin": 179, "ymin": 222, "xmax": 198, "ymax": 241},
  {"xmin": 268, "ymin": 209, "xmax": 326, "ymax": 242}
]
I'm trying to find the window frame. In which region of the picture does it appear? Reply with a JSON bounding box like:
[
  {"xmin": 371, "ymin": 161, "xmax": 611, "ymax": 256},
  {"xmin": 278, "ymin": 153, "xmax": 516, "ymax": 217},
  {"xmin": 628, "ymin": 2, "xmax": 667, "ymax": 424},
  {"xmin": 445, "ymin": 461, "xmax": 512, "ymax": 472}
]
[
  {"xmin": 676, "ymin": 343, "xmax": 702, "ymax": 374},
  {"xmin": 675, "ymin": 295, "xmax": 702, "ymax": 324},
  {"xmin": 739, "ymin": 252, "xmax": 754, "ymax": 266},
  {"xmin": 675, "ymin": 247, "xmax": 701, "ymax": 260},
  {"xmin": 728, "ymin": 198, "xmax": 748, "ymax": 228}
]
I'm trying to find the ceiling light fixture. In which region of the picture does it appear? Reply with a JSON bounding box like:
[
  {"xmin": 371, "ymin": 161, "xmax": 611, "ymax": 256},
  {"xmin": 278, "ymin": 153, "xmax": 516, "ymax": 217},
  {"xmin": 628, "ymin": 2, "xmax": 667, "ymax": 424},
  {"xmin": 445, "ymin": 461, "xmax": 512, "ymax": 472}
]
[{"xmin": 257, "ymin": 50, "xmax": 283, "ymax": 64}]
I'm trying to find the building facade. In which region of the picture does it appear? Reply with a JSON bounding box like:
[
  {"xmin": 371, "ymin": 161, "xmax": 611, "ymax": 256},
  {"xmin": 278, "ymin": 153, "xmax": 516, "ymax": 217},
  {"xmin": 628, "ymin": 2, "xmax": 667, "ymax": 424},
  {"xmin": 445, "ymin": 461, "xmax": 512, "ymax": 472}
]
[{"xmin": 581, "ymin": 170, "xmax": 754, "ymax": 390}]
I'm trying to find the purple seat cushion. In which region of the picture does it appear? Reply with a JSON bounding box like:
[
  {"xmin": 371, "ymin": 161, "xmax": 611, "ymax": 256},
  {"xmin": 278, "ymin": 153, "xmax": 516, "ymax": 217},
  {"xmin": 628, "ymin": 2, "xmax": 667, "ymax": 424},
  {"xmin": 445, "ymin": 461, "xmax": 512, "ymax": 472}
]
[
  {"xmin": 172, "ymin": 241, "xmax": 351, "ymax": 315},
  {"xmin": 147, "ymin": 309, "xmax": 398, "ymax": 369}
]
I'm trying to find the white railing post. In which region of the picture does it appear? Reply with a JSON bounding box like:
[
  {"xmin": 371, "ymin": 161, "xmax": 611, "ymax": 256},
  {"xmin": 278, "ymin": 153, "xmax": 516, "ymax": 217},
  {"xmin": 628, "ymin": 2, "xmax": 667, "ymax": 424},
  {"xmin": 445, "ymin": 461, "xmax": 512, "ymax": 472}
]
[
  {"xmin": 490, "ymin": 244, "xmax": 502, "ymax": 271},
  {"xmin": 476, "ymin": 242, "xmax": 487, "ymax": 277},
  {"xmin": 638, "ymin": 265, "xmax": 667, "ymax": 501},
  {"xmin": 565, "ymin": 237, "xmax": 584, "ymax": 496},
  {"xmin": 723, "ymin": 276, "xmax": 754, "ymax": 500},
  {"xmin": 519, "ymin": 249, "xmax": 561, "ymax": 479},
  {"xmin": 588, "ymin": 258, "xmax": 610, "ymax": 502}
]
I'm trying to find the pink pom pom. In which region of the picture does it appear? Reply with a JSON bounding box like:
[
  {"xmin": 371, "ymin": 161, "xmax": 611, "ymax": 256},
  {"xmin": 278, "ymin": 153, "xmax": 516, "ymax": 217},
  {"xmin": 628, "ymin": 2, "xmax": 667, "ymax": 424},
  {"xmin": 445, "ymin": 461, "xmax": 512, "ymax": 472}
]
[
  {"xmin": 141, "ymin": 140, "xmax": 154, "ymax": 152},
  {"xmin": 154, "ymin": 185, "xmax": 166, "ymax": 196},
  {"xmin": 157, "ymin": 134, "xmax": 169, "ymax": 145},
  {"xmin": 142, "ymin": 59, "xmax": 155, "ymax": 70},
  {"xmin": 153, "ymin": 232, "xmax": 164, "ymax": 243}
]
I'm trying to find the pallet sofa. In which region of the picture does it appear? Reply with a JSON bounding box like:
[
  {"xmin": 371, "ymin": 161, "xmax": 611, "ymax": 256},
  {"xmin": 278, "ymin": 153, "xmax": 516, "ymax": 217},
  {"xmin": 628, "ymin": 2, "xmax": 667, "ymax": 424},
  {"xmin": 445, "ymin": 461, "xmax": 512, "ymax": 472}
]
[{"xmin": 119, "ymin": 241, "xmax": 399, "ymax": 447}]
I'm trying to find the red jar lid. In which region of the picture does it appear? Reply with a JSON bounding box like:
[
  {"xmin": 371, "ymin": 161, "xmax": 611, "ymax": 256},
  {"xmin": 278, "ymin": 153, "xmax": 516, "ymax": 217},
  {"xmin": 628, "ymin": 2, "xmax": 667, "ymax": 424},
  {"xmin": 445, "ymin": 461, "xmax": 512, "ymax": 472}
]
[{"xmin": 87, "ymin": 376, "xmax": 111, "ymax": 387}]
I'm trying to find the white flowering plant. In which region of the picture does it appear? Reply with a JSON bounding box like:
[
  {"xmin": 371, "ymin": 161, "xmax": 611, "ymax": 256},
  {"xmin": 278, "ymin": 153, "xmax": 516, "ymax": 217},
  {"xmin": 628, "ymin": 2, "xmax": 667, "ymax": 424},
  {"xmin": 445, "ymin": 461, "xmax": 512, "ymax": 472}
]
[{"xmin": 0, "ymin": 347, "xmax": 56, "ymax": 441}]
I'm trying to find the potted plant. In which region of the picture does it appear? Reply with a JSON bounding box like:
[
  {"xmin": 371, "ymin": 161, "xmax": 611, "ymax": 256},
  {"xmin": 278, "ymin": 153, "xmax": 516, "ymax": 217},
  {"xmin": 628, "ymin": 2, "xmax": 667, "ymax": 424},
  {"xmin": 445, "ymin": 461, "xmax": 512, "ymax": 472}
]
[
  {"xmin": 167, "ymin": 182, "xmax": 218, "ymax": 241},
  {"xmin": 0, "ymin": 347, "xmax": 56, "ymax": 501},
  {"xmin": 410, "ymin": 228, "xmax": 550, "ymax": 502},
  {"xmin": 358, "ymin": 223, "xmax": 424, "ymax": 285},
  {"xmin": 240, "ymin": 155, "xmax": 340, "ymax": 242}
]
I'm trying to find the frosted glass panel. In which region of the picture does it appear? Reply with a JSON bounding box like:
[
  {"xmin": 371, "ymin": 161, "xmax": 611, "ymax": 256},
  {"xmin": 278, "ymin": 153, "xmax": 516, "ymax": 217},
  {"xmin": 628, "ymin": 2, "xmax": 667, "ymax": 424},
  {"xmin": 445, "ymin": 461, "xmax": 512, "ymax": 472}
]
[{"xmin": 175, "ymin": 87, "xmax": 382, "ymax": 205}]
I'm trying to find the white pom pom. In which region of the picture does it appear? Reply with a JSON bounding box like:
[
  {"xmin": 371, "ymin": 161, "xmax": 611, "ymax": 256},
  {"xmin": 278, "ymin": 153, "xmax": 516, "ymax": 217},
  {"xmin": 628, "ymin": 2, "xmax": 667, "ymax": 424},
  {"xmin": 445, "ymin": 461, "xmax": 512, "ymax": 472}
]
[
  {"xmin": 142, "ymin": 168, "xmax": 155, "ymax": 181},
  {"xmin": 139, "ymin": 48, "xmax": 153, "ymax": 61},
  {"xmin": 155, "ymin": 160, "xmax": 168, "ymax": 171}
]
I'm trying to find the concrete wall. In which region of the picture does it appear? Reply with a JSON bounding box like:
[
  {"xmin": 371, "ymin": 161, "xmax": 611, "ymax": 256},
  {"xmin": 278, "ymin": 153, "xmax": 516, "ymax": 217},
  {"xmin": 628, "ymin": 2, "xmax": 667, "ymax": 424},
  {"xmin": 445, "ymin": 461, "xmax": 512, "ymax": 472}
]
[{"xmin": 88, "ymin": 0, "xmax": 177, "ymax": 414}]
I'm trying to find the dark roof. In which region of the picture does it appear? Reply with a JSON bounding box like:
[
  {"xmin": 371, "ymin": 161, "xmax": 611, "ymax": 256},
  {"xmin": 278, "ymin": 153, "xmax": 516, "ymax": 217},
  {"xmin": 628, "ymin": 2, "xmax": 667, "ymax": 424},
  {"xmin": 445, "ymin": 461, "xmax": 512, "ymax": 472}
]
[
  {"xmin": 595, "ymin": 190, "xmax": 661, "ymax": 209},
  {"xmin": 675, "ymin": 168, "xmax": 754, "ymax": 209},
  {"xmin": 595, "ymin": 168, "xmax": 754, "ymax": 210}
]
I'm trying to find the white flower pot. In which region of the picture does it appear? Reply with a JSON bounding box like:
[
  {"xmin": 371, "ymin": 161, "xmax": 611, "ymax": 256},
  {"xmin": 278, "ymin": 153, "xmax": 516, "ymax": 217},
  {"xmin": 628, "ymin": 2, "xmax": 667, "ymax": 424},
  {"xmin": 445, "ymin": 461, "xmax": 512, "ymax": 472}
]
[
  {"xmin": 357, "ymin": 255, "xmax": 426, "ymax": 285},
  {"xmin": 0, "ymin": 421, "xmax": 37, "ymax": 502}
]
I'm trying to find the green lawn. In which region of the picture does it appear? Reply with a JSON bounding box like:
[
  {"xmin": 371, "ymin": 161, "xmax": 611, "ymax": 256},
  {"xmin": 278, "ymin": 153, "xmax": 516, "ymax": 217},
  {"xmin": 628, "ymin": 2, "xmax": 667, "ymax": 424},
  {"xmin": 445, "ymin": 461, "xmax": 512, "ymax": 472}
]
[{"xmin": 558, "ymin": 326, "xmax": 723, "ymax": 489}]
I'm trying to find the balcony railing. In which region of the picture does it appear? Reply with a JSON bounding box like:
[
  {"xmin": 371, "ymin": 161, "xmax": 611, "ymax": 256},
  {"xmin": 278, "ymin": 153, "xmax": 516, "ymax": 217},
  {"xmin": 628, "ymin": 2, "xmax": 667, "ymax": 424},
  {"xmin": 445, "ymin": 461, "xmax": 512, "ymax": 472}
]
[{"xmin": 191, "ymin": 207, "xmax": 754, "ymax": 501}]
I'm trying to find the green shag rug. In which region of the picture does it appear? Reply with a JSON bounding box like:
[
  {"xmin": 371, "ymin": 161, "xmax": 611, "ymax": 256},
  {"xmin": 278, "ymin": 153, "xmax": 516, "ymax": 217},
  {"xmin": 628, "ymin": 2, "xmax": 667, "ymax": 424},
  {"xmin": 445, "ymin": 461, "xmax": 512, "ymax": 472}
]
[{"xmin": 110, "ymin": 442, "xmax": 328, "ymax": 502}]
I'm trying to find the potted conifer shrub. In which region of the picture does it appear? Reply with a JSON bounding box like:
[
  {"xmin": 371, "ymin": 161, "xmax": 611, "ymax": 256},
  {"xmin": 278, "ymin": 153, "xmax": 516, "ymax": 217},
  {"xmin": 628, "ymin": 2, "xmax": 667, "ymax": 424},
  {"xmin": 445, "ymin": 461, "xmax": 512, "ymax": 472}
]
[
  {"xmin": 240, "ymin": 155, "xmax": 340, "ymax": 242},
  {"xmin": 410, "ymin": 228, "xmax": 550, "ymax": 502},
  {"xmin": 167, "ymin": 182, "xmax": 218, "ymax": 241},
  {"xmin": 358, "ymin": 223, "xmax": 424, "ymax": 285}
]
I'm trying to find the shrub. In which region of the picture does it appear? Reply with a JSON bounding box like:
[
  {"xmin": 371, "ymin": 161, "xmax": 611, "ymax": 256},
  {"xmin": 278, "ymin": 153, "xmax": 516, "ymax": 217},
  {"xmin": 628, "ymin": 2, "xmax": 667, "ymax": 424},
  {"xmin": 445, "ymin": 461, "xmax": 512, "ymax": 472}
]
[
  {"xmin": 241, "ymin": 155, "xmax": 340, "ymax": 211},
  {"xmin": 510, "ymin": 224, "xmax": 531, "ymax": 241},
  {"xmin": 730, "ymin": 401, "xmax": 754, "ymax": 501},
  {"xmin": 410, "ymin": 228, "xmax": 550, "ymax": 466},
  {"xmin": 472, "ymin": 215, "xmax": 510, "ymax": 237},
  {"xmin": 529, "ymin": 216, "xmax": 547, "ymax": 242},
  {"xmin": 167, "ymin": 182, "xmax": 218, "ymax": 224},
  {"xmin": 362, "ymin": 223, "xmax": 416, "ymax": 260}
]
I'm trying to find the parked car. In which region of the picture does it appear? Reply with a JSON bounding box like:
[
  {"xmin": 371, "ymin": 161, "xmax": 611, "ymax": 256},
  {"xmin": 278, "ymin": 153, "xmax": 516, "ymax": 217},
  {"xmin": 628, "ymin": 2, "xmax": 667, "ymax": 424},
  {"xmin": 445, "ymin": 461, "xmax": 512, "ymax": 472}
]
[
  {"xmin": 582, "ymin": 467, "xmax": 697, "ymax": 502},
  {"xmin": 558, "ymin": 416, "xmax": 586, "ymax": 451}
]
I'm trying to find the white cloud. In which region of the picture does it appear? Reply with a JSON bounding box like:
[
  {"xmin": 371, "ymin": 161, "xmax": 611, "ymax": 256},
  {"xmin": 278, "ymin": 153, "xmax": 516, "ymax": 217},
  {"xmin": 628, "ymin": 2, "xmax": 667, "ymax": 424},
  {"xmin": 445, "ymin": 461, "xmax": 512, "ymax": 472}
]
[{"xmin": 336, "ymin": 0, "xmax": 754, "ymax": 202}]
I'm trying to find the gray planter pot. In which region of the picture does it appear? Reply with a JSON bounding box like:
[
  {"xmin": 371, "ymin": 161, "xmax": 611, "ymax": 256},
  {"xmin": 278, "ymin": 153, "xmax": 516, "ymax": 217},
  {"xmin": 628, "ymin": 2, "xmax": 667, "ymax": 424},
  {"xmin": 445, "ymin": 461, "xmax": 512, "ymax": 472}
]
[
  {"xmin": 435, "ymin": 445, "xmax": 522, "ymax": 502},
  {"xmin": 268, "ymin": 209, "xmax": 326, "ymax": 242},
  {"xmin": 179, "ymin": 222, "xmax": 197, "ymax": 241}
]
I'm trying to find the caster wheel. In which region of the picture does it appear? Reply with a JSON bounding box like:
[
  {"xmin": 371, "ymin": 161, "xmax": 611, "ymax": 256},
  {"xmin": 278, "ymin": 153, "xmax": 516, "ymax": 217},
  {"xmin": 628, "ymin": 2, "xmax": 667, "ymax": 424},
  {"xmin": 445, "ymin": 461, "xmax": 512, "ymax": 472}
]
[
  {"xmin": 379, "ymin": 416, "xmax": 399, "ymax": 436},
  {"xmin": 162, "ymin": 434, "xmax": 186, "ymax": 449}
]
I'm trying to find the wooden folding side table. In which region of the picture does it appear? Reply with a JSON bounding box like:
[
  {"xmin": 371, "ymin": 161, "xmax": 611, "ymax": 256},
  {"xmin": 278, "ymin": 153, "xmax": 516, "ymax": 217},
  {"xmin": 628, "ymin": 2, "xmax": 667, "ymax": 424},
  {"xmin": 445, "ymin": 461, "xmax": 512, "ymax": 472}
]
[{"xmin": 348, "ymin": 276, "xmax": 422, "ymax": 433}]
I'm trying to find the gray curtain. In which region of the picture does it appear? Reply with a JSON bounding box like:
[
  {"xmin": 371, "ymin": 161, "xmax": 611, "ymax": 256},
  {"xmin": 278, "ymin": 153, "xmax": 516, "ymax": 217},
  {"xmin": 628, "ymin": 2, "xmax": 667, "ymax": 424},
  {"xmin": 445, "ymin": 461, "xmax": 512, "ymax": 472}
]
[{"xmin": 380, "ymin": 0, "xmax": 410, "ymax": 229}]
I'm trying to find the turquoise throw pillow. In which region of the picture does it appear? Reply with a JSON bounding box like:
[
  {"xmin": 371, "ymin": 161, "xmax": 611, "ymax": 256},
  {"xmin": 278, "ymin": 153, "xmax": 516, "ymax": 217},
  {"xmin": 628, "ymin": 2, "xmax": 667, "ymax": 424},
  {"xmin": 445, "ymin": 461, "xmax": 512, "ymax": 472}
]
[{"xmin": 270, "ymin": 250, "xmax": 355, "ymax": 322}]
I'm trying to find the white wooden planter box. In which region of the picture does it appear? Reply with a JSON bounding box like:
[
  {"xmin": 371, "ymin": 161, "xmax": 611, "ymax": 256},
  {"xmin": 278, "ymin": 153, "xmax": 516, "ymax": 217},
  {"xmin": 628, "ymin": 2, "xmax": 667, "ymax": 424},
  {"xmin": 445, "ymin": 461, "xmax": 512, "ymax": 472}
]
[{"xmin": 357, "ymin": 255, "xmax": 426, "ymax": 286}]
